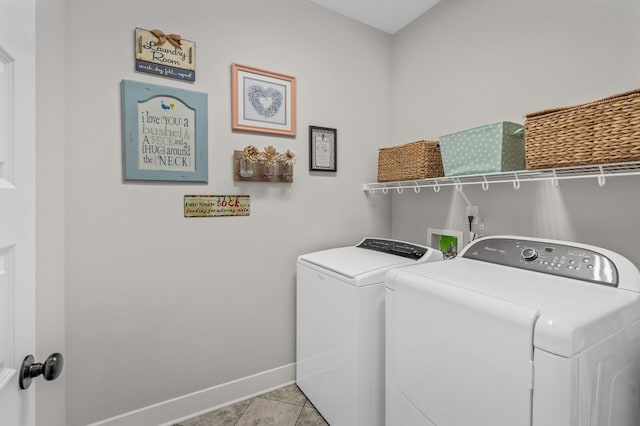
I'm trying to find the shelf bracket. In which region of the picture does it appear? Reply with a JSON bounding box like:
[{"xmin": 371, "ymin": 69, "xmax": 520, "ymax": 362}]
[
  {"xmin": 413, "ymin": 182, "xmax": 421, "ymax": 193},
  {"xmin": 433, "ymin": 181, "xmax": 440, "ymax": 192},
  {"xmin": 551, "ymin": 170, "xmax": 559, "ymax": 187},
  {"xmin": 598, "ymin": 165, "xmax": 606, "ymax": 187},
  {"xmin": 481, "ymin": 176, "xmax": 489, "ymax": 191},
  {"xmin": 513, "ymin": 172, "xmax": 521, "ymax": 190},
  {"xmin": 454, "ymin": 178, "xmax": 463, "ymax": 192},
  {"xmin": 396, "ymin": 186, "xmax": 404, "ymax": 194},
  {"xmin": 458, "ymin": 187, "xmax": 473, "ymax": 208}
]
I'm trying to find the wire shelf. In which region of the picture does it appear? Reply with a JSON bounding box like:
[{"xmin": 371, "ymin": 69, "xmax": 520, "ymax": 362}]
[{"xmin": 361, "ymin": 161, "xmax": 640, "ymax": 194}]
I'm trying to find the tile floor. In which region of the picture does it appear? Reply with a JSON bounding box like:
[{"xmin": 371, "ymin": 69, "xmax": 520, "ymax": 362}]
[{"xmin": 173, "ymin": 384, "xmax": 329, "ymax": 426}]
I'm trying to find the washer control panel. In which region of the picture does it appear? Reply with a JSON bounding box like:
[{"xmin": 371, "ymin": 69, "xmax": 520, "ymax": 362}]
[
  {"xmin": 462, "ymin": 238, "xmax": 618, "ymax": 286},
  {"xmin": 357, "ymin": 238, "xmax": 428, "ymax": 260}
]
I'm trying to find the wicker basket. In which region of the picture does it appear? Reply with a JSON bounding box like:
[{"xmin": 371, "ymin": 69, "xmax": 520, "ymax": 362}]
[
  {"xmin": 525, "ymin": 89, "xmax": 640, "ymax": 169},
  {"xmin": 377, "ymin": 140, "xmax": 444, "ymax": 182}
]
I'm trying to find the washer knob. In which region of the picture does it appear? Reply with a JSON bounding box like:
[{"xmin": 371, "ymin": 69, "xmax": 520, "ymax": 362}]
[{"xmin": 521, "ymin": 248, "xmax": 538, "ymax": 261}]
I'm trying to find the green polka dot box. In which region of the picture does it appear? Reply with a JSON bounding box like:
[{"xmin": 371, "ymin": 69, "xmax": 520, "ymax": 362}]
[{"xmin": 438, "ymin": 121, "xmax": 525, "ymax": 177}]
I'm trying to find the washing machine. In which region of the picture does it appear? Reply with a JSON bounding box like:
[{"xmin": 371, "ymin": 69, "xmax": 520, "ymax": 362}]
[
  {"xmin": 296, "ymin": 237, "xmax": 443, "ymax": 426},
  {"xmin": 385, "ymin": 235, "xmax": 640, "ymax": 426}
]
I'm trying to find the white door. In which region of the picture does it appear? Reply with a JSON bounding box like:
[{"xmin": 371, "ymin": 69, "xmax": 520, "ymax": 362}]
[{"xmin": 0, "ymin": 0, "xmax": 37, "ymax": 425}]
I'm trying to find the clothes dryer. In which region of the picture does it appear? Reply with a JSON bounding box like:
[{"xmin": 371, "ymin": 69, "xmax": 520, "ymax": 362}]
[
  {"xmin": 296, "ymin": 238, "xmax": 443, "ymax": 426},
  {"xmin": 386, "ymin": 235, "xmax": 640, "ymax": 426}
]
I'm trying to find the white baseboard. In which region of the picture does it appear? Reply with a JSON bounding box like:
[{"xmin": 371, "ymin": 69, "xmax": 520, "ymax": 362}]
[{"xmin": 87, "ymin": 362, "xmax": 296, "ymax": 426}]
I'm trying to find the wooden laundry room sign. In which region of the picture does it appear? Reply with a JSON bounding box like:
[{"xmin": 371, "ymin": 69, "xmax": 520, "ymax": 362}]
[
  {"xmin": 184, "ymin": 195, "xmax": 250, "ymax": 217},
  {"xmin": 135, "ymin": 28, "xmax": 196, "ymax": 81}
]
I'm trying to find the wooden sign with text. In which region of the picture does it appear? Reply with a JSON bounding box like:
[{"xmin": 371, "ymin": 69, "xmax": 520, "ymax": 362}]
[
  {"xmin": 121, "ymin": 80, "xmax": 208, "ymax": 182},
  {"xmin": 135, "ymin": 28, "xmax": 196, "ymax": 81},
  {"xmin": 184, "ymin": 195, "xmax": 250, "ymax": 218}
]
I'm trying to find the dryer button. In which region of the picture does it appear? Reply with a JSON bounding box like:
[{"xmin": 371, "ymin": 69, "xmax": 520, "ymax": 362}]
[{"xmin": 521, "ymin": 248, "xmax": 539, "ymax": 261}]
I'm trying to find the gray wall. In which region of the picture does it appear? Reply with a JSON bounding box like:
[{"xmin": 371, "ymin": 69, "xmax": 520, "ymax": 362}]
[
  {"xmin": 389, "ymin": 0, "xmax": 640, "ymax": 265},
  {"xmin": 64, "ymin": 0, "xmax": 391, "ymax": 424}
]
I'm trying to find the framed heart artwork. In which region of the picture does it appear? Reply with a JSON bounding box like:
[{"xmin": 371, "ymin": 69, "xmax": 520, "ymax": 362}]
[{"xmin": 231, "ymin": 63, "xmax": 297, "ymax": 136}]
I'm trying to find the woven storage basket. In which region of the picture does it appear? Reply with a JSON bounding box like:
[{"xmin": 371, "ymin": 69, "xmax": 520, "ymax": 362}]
[
  {"xmin": 377, "ymin": 140, "xmax": 444, "ymax": 182},
  {"xmin": 525, "ymin": 89, "xmax": 640, "ymax": 169}
]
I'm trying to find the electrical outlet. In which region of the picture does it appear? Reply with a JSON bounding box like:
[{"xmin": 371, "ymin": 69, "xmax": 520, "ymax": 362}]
[{"xmin": 465, "ymin": 205, "xmax": 479, "ymax": 224}]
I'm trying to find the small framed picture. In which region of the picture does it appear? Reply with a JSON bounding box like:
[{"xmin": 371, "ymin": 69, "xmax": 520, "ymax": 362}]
[
  {"xmin": 232, "ymin": 63, "xmax": 296, "ymax": 136},
  {"xmin": 309, "ymin": 126, "xmax": 337, "ymax": 172}
]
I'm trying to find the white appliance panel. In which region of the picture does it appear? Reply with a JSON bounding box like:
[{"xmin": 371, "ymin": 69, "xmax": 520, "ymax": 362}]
[
  {"xmin": 297, "ymin": 238, "xmax": 442, "ymax": 426},
  {"xmin": 390, "ymin": 258, "xmax": 640, "ymax": 357},
  {"xmin": 385, "ymin": 287, "xmax": 437, "ymax": 426},
  {"xmin": 298, "ymin": 246, "xmax": 419, "ymax": 285},
  {"xmin": 296, "ymin": 262, "xmax": 360, "ymax": 425},
  {"xmin": 530, "ymin": 349, "xmax": 578, "ymax": 426},
  {"xmin": 394, "ymin": 275, "xmax": 537, "ymax": 426},
  {"xmin": 533, "ymin": 321, "xmax": 640, "ymax": 426},
  {"xmin": 296, "ymin": 261, "xmax": 388, "ymax": 425},
  {"xmin": 386, "ymin": 236, "xmax": 640, "ymax": 426}
]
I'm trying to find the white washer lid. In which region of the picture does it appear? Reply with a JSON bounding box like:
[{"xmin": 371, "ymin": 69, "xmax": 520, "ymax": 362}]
[
  {"xmin": 389, "ymin": 258, "xmax": 640, "ymax": 357},
  {"xmin": 298, "ymin": 245, "xmax": 428, "ymax": 286}
]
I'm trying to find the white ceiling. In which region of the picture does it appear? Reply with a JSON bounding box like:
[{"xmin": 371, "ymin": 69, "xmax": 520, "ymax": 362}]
[{"xmin": 307, "ymin": 0, "xmax": 441, "ymax": 35}]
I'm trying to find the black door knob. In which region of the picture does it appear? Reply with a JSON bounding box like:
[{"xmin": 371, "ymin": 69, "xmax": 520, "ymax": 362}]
[{"xmin": 19, "ymin": 353, "xmax": 64, "ymax": 390}]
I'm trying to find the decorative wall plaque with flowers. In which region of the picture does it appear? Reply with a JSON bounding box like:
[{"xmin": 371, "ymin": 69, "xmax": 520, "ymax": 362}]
[
  {"xmin": 135, "ymin": 28, "xmax": 196, "ymax": 81},
  {"xmin": 232, "ymin": 64, "xmax": 297, "ymax": 136},
  {"xmin": 234, "ymin": 146, "xmax": 296, "ymax": 183}
]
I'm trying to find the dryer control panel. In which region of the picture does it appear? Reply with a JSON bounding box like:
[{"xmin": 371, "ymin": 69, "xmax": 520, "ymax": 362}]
[
  {"xmin": 462, "ymin": 238, "xmax": 618, "ymax": 286},
  {"xmin": 357, "ymin": 238, "xmax": 428, "ymax": 260}
]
